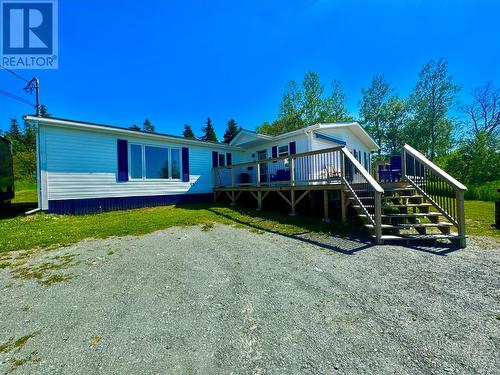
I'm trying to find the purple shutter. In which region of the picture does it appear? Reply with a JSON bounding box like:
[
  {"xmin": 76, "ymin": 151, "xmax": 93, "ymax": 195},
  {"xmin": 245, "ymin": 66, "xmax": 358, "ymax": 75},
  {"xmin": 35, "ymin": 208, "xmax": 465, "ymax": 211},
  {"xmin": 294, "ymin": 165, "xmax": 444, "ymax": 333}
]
[
  {"xmin": 289, "ymin": 141, "xmax": 296, "ymax": 155},
  {"xmin": 272, "ymin": 146, "xmax": 278, "ymax": 158},
  {"xmin": 212, "ymin": 151, "xmax": 219, "ymax": 167},
  {"xmin": 182, "ymin": 147, "xmax": 189, "ymax": 182},
  {"xmin": 117, "ymin": 139, "xmax": 128, "ymax": 182},
  {"xmin": 226, "ymin": 153, "xmax": 232, "ymax": 166}
]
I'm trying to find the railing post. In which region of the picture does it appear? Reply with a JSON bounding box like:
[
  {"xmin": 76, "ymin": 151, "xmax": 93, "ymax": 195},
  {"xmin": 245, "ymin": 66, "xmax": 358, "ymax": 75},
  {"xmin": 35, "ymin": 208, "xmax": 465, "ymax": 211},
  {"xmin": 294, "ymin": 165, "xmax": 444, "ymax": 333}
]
[
  {"xmin": 256, "ymin": 161, "xmax": 261, "ymax": 187},
  {"xmin": 374, "ymin": 191, "xmax": 383, "ymax": 245},
  {"xmin": 340, "ymin": 152, "xmax": 347, "ymax": 223},
  {"xmin": 401, "ymin": 149, "xmax": 406, "ymax": 179},
  {"xmin": 456, "ymin": 189, "xmax": 466, "ymax": 248},
  {"xmin": 290, "ymin": 157, "xmax": 295, "ymax": 186}
]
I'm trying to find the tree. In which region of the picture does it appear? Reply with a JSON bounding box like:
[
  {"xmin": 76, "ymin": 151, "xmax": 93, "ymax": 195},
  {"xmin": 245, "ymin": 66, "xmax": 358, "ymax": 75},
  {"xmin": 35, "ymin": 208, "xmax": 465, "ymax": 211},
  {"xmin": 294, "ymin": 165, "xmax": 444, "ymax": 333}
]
[
  {"xmin": 381, "ymin": 97, "xmax": 407, "ymax": 155},
  {"xmin": 183, "ymin": 124, "xmax": 195, "ymax": 139},
  {"xmin": 301, "ymin": 71, "xmax": 324, "ymax": 126},
  {"xmin": 223, "ymin": 119, "xmax": 240, "ymax": 143},
  {"xmin": 129, "ymin": 124, "xmax": 141, "ymax": 131},
  {"xmin": 39, "ymin": 104, "xmax": 50, "ymax": 117},
  {"xmin": 359, "ymin": 75, "xmax": 392, "ymax": 156},
  {"xmin": 408, "ymin": 58, "xmax": 460, "ymax": 159},
  {"xmin": 6, "ymin": 118, "xmax": 22, "ymax": 142},
  {"xmin": 322, "ymin": 79, "xmax": 352, "ymax": 122},
  {"xmin": 464, "ymin": 82, "xmax": 500, "ymax": 140},
  {"xmin": 142, "ymin": 118, "xmax": 155, "ymax": 133},
  {"xmin": 200, "ymin": 117, "xmax": 218, "ymax": 142}
]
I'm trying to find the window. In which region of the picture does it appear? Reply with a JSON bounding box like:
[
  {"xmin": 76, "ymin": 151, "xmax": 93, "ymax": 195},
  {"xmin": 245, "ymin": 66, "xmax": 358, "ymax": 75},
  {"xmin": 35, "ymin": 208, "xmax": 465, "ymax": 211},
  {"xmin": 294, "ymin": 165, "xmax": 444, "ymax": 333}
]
[
  {"xmin": 278, "ymin": 145, "xmax": 289, "ymax": 157},
  {"xmin": 130, "ymin": 144, "xmax": 143, "ymax": 179},
  {"xmin": 145, "ymin": 146, "xmax": 169, "ymax": 179},
  {"xmin": 218, "ymin": 154, "xmax": 225, "ymax": 167},
  {"xmin": 171, "ymin": 149, "xmax": 180, "ymax": 179},
  {"xmin": 129, "ymin": 144, "xmax": 181, "ymax": 180}
]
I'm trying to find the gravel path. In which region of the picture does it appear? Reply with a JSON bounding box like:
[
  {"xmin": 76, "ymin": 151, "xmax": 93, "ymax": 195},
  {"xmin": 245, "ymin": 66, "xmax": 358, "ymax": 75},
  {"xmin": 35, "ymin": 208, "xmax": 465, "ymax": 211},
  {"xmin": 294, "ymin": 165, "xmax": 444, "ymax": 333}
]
[{"xmin": 0, "ymin": 225, "xmax": 499, "ymax": 374}]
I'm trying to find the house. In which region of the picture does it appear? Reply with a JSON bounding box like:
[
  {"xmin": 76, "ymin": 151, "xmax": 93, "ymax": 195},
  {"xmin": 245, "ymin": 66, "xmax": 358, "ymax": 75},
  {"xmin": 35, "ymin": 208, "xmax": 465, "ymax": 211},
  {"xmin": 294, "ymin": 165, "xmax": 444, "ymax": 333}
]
[
  {"xmin": 24, "ymin": 115, "xmax": 466, "ymax": 247},
  {"xmin": 24, "ymin": 116, "xmax": 377, "ymax": 215}
]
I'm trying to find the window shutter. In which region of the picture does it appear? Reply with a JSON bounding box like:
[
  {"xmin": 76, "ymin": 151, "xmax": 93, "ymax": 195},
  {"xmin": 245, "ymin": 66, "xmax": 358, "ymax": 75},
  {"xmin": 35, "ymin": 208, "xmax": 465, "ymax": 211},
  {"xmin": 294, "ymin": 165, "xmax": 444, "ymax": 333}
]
[
  {"xmin": 117, "ymin": 139, "xmax": 128, "ymax": 182},
  {"xmin": 212, "ymin": 151, "xmax": 219, "ymax": 167},
  {"xmin": 289, "ymin": 141, "xmax": 296, "ymax": 155},
  {"xmin": 182, "ymin": 147, "xmax": 189, "ymax": 182},
  {"xmin": 226, "ymin": 153, "xmax": 232, "ymax": 166},
  {"xmin": 272, "ymin": 146, "xmax": 278, "ymax": 158}
]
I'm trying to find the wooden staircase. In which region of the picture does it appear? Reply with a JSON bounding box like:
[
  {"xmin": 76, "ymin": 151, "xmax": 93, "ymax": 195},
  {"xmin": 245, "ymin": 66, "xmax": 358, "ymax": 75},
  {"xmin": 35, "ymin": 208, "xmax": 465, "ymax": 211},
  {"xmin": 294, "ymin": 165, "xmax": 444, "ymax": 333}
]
[{"xmin": 350, "ymin": 183, "xmax": 461, "ymax": 245}]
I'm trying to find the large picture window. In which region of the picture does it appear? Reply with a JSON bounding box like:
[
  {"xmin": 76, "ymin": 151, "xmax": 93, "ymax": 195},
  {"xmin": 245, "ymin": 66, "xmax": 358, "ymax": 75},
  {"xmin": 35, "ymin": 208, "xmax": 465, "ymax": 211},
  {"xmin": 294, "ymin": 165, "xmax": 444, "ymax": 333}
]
[{"xmin": 129, "ymin": 144, "xmax": 181, "ymax": 180}]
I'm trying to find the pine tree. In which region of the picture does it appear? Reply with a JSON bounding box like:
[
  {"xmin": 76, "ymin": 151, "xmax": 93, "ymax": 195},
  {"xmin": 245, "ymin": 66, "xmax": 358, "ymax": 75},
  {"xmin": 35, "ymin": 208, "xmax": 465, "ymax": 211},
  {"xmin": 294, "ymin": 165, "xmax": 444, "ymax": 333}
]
[
  {"xmin": 6, "ymin": 119, "xmax": 22, "ymax": 141},
  {"xmin": 143, "ymin": 118, "xmax": 155, "ymax": 133},
  {"xmin": 39, "ymin": 104, "xmax": 50, "ymax": 117},
  {"xmin": 183, "ymin": 124, "xmax": 195, "ymax": 139},
  {"xmin": 223, "ymin": 119, "xmax": 240, "ymax": 143},
  {"xmin": 200, "ymin": 118, "xmax": 218, "ymax": 142},
  {"xmin": 129, "ymin": 124, "xmax": 141, "ymax": 131}
]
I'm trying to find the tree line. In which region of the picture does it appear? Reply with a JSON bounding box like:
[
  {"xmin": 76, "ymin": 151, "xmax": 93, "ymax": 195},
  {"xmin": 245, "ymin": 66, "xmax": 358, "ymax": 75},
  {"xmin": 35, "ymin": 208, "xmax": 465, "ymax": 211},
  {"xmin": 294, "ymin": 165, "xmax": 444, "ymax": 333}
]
[{"xmin": 257, "ymin": 58, "xmax": 499, "ymax": 189}]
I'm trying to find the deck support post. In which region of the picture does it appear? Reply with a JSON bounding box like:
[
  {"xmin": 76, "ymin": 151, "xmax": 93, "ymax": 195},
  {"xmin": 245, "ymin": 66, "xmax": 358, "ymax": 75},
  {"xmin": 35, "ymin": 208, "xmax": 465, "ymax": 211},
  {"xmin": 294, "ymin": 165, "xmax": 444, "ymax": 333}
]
[
  {"xmin": 341, "ymin": 190, "xmax": 347, "ymax": 223},
  {"xmin": 456, "ymin": 189, "xmax": 466, "ymax": 248},
  {"xmin": 289, "ymin": 190, "xmax": 297, "ymax": 216},
  {"xmin": 322, "ymin": 189, "xmax": 330, "ymax": 222},
  {"xmin": 257, "ymin": 191, "xmax": 263, "ymax": 211}
]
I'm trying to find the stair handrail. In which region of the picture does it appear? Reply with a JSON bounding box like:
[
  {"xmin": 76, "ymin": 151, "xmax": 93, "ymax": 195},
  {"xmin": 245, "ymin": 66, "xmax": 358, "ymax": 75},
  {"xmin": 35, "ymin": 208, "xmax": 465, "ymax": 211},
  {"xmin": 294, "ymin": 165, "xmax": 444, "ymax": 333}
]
[
  {"xmin": 402, "ymin": 144, "xmax": 467, "ymax": 191},
  {"xmin": 402, "ymin": 144, "xmax": 467, "ymax": 248},
  {"xmin": 341, "ymin": 148, "xmax": 384, "ymax": 243}
]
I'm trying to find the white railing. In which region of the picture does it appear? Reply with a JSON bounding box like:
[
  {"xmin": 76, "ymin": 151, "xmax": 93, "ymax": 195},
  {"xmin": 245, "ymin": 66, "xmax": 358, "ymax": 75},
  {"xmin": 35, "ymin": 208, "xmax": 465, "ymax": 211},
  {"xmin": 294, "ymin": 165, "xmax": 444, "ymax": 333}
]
[{"xmin": 402, "ymin": 144, "xmax": 467, "ymax": 247}]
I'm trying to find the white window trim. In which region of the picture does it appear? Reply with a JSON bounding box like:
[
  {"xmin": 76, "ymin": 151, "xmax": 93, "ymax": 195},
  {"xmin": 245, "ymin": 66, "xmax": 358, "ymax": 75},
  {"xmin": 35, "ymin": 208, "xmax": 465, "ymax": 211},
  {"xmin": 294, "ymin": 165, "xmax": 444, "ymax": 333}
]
[
  {"xmin": 128, "ymin": 143, "xmax": 182, "ymax": 182},
  {"xmin": 278, "ymin": 144, "xmax": 289, "ymax": 157}
]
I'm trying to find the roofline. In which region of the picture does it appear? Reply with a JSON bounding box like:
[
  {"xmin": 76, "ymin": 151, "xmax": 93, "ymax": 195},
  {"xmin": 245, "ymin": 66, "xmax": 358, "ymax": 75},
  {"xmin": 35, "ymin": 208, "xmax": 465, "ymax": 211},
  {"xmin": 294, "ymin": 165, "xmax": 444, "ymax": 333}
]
[
  {"xmin": 24, "ymin": 116, "xmax": 242, "ymax": 150},
  {"xmin": 229, "ymin": 128, "xmax": 273, "ymax": 146}
]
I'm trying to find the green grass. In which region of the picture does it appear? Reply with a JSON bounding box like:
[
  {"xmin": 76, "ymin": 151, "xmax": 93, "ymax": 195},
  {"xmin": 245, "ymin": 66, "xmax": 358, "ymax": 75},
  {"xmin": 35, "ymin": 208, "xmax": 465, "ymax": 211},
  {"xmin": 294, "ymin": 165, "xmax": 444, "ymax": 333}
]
[{"xmin": 1, "ymin": 183, "xmax": 497, "ymax": 253}]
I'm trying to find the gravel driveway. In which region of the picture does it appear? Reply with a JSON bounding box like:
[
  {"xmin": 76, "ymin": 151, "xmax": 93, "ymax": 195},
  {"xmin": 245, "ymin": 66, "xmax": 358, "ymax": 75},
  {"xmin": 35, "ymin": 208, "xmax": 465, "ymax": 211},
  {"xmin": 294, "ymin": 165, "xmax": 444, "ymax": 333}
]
[{"xmin": 0, "ymin": 225, "xmax": 499, "ymax": 374}]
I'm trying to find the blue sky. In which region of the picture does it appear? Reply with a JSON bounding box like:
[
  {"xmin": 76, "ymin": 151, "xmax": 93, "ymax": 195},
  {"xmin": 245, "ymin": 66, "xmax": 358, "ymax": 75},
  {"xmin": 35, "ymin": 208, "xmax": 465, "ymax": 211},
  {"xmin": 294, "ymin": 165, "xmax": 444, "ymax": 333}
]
[{"xmin": 1, "ymin": 0, "xmax": 499, "ymax": 138}]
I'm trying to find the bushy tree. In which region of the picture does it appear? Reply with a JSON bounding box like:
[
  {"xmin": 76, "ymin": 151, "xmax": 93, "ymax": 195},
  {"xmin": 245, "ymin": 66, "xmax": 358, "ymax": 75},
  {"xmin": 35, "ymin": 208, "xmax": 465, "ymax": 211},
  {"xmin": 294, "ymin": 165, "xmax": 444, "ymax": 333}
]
[
  {"xmin": 143, "ymin": 118, "xmax": 155, "ymax": 133},
  {"xmin": 200, "ymin": 117, "xmax": 218, "ymax": 142},
  {"xmin": 407, "ymin": 58, "xmax": 460, "ymax": 159},
  {"xmin": 39, "ymin": 104, "xmax": 50, "ymax": 117},
  {"xmin": 301, "ymin": 71, "xmax": 324, "ymax": 126},
  {"xmin": 129, "ymin": 124, "xmax": 141, "ymax": 131},
  {"xmin": 183, "ymin": 124, "xmax": 195, "ymax": 139},
  {"xmin": 382, "ymin": 97, "xmax": 407, "ymax": 155},
  {"xmin": 322, "ymin": 79, "xmax": 352, "ymax": 122},
  {"xmin": 223, "ymin": 119, "xmax": 240, "ymax": 143}
]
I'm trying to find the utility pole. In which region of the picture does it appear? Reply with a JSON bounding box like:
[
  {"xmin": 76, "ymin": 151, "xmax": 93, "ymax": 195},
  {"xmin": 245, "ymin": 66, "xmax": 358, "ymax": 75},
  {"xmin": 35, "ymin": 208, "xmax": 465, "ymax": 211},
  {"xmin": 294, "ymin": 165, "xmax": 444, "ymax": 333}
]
[{"xmin": 35, "ymin": 78, "xmax": 40, "ymax": 116}]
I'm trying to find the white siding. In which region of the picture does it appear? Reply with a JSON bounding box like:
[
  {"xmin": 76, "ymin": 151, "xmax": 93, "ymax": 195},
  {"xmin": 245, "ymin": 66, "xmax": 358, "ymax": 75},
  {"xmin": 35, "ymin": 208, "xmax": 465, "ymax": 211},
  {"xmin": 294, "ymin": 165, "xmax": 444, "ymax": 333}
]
[
  {"xmin": 41, "ymin": 125, "xmax": 241, "ymax": 201},
  {"xmin": 239, "ymin": 133, "xmax": 309, "ymax": 162}
]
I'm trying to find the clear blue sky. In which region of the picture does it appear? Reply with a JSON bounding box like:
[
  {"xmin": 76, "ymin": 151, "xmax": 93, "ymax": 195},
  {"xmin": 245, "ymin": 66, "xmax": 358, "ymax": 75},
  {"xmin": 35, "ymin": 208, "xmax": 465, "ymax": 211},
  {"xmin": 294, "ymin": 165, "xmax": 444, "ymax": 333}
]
[{"xmin": 1, "ymin": 0, "xmax": 499, "ymax": 138}]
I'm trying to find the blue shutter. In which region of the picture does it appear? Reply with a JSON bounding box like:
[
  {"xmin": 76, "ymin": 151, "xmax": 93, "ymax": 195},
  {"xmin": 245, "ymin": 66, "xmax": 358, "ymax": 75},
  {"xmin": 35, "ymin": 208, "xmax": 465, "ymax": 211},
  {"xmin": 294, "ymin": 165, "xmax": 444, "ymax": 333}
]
[
  {"xmin": 226, "ymin": 153, "xmax": 232, "ymax": 166},
  {"xmin": 212, "ymin": 151, "xmax": 219, "ymax": 167},
  {"xmin": 117, "ymin": 139, "xmax": 128, "ymax": 182},
  {"xmin": 272, "ymin": 146, "xmax": 278, "ymax": 158},
  {"xmin": 182, "ymin": 147, "xmax": 189, "ymax": 182},
  {"xmin": 289, "ymin": 141, "xmax": 296, "ymax": 155}
]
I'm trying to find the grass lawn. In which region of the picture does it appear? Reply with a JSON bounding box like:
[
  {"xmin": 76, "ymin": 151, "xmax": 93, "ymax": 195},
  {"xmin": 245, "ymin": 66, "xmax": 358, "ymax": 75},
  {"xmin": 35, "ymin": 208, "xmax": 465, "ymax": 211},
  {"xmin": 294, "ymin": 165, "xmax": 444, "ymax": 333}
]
[{"xmin": 0, "ymin": 184, "xmax": 497, "ymax": 253}]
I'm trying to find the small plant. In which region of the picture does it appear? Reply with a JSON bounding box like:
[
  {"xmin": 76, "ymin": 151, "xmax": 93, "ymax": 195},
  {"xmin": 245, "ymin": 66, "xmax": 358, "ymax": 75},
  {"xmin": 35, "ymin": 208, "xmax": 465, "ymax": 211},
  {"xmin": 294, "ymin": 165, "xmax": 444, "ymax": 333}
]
[{"xmin": 89, "ymin": 335, "xmax": 102, "ymax": 346}]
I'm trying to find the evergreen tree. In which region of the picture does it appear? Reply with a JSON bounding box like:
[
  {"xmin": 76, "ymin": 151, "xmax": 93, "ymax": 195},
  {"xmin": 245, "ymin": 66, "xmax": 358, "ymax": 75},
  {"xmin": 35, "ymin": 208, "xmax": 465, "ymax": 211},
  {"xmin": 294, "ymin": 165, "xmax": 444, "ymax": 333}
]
[
  {"xmin": 408, "ymin": 58, "xmax": 460, "ymax": 159},
  {"xmin": 143, "ymin": 118, "xmax": 155, "ymax": 133},
  {"xmin": 182, "ymin": 124, "xmax": 195, "ymax": 139},
  {"xmin": 223, "ymin": 119, "xmax": 240, "ymax": 143},
  {"xmin": 6, "ymin": 118, "xmax": 22, "ymax": 142},
  {"xmin": 39, "ymin": 104, "xmax": 50, "ymax": 117},
  {"xmin": 129, "ymin": 124, "xmax": 141, "ymax": 131},
  {"xmin": 200, "ymin": 117, "xmax": 218, "ymax": 142}
]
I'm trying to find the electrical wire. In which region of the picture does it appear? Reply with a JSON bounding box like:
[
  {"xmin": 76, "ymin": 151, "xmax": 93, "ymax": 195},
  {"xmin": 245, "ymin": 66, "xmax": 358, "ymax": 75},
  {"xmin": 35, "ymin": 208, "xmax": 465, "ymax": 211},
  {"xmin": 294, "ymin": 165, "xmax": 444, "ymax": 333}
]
[
  {"xmin": 0, "ymin": 88, "xmax": 35, "ymax": 107},
  {"xmin": 0, "ymin": 64, "xmax": 30, "ymax": 83}
]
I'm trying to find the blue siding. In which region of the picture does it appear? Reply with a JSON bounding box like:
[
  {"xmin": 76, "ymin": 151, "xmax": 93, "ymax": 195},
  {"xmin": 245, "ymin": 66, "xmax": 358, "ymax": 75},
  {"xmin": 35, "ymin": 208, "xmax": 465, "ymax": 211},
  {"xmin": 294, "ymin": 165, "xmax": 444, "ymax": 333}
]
[{"xmin": 48, "ymin": 193, "xmax": 213, "ymax": 215}]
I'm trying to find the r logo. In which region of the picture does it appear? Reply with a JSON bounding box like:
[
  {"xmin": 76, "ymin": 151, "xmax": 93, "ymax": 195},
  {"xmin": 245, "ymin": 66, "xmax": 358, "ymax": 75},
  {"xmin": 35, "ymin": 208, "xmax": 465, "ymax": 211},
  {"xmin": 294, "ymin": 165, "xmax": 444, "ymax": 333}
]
[{"xmin": 1, "ymin": 0, "xmax": 58, "ymax": 69}]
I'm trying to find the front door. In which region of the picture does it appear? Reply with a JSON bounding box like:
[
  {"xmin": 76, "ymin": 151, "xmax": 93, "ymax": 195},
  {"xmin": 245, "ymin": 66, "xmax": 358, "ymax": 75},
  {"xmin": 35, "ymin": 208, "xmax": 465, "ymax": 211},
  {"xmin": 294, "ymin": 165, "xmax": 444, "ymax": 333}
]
[{"xmin": 257, "ymin": 150, "xmax": 268, "ymax": 182}]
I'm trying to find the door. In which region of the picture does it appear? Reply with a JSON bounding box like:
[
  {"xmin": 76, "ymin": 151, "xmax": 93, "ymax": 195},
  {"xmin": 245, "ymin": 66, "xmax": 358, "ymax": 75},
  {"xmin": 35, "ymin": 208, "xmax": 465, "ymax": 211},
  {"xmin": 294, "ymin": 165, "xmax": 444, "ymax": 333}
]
[{"xmin": 257, "ymin": 150, "xmax": 268, "ymax": 182}]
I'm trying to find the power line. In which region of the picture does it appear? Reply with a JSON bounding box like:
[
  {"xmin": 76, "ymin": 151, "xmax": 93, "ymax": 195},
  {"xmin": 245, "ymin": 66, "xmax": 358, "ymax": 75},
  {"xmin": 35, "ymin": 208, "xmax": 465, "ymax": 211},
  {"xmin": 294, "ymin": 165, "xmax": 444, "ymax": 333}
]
[
  {"xmin": 0, "ymin": 64, "xmax": 30, "ymax": 83},
  {"xmin": 0, "ymin": 88, "xmax": 35, "ymax": 107}
]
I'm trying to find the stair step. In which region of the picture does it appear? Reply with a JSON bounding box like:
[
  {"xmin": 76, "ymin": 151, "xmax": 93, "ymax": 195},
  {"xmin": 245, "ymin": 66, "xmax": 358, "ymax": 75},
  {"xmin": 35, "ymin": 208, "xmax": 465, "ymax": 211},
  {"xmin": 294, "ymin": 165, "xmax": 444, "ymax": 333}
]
[
  {"xmin": 365, "ymin": 222, "xmax": 453, "ymax": 230},
  {"xmin": 358, "ymin": 212, "xmax": 441, "ymax": 218},
  {"xmin": 385, "ymin": 203, "xmax": 432, "ymax": 208},
  {"xmin": 384, "ymin": 195, "xmax": 423, "ymax": 200},
  {"xmin": 372, "ymin": 233, "xmax": 460, "ymax": 241}
]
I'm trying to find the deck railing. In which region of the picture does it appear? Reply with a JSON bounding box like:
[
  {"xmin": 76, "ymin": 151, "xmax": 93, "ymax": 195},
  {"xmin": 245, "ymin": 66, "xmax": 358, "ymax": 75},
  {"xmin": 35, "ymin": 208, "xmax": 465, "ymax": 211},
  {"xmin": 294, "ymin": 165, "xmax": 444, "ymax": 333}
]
[
  {"xmin": 213, "ymin": 146, "xmax": 385, "ymax": 244},
  {"xmin": 402, "ymin": 144, "xmax": 467, "ymax": 247}
]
